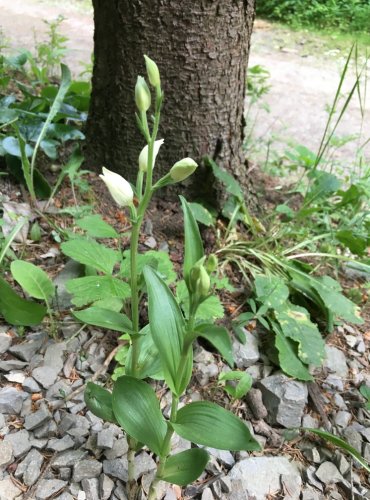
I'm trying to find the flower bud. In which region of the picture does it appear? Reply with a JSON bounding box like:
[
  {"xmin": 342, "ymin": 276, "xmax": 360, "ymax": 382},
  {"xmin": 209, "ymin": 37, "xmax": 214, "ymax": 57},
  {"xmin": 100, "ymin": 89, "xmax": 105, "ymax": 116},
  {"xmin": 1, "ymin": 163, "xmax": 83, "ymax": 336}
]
[
  {"xmin": 135, "ymin": 76, "xmax": 151, "ymax": 112},
  {"xmin": 144, "ymin": 55, "xmax": 161, "ymax": 88},
  {"xmin": 138, "ymin": 139, "xmax": 164, "ymax": 172},
  {"xmin": 170, "ymin": 158, "xmax": 197, "ymax": 182},
  {"xmin": 189, "ymin": 264, "xmax": 210, "ymax": 298},
  {"xmin": 205, "ymin": 254, "xmax": 218, "ymax": 274},
  {"xmin": 99, "ymin": 167, "xmax": 134, "ymax": 207}
]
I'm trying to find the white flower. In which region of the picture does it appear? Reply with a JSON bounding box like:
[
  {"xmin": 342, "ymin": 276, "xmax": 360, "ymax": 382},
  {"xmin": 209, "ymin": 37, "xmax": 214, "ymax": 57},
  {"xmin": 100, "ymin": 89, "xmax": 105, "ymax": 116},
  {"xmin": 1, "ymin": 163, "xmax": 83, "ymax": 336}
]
[
  {"xmin": 170, "ymin": 157, "xmax": 197, "ymax": 182},
  {"xmin": 138, "ymin": 139, "xmax": 164, "ymax": 172},
  {"xmin": 99, "ymin": 167, "xmax": 134, "ymax": 207}
]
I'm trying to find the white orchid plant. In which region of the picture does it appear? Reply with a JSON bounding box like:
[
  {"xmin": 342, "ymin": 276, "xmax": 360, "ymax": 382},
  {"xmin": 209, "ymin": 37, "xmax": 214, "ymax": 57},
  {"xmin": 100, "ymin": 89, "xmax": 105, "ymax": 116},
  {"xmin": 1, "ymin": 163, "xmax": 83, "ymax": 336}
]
[{"xmin": 84, "ymin": 55, "xmax": 260, "ymax": 500}]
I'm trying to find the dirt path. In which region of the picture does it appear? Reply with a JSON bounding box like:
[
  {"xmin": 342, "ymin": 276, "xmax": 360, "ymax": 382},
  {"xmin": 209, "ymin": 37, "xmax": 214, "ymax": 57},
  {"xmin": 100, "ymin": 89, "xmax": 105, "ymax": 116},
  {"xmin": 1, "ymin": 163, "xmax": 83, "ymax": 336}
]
[{"xmin": 0, "ymin": 1, "xmax": 368, "ymax": 167}]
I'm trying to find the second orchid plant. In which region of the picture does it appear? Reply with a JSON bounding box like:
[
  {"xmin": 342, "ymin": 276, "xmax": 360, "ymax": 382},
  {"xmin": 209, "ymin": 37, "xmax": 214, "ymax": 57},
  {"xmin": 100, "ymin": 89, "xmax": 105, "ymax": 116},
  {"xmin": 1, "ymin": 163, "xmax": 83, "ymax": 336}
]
[{"xmin": 85, "ymin": 56, "xmax": 260, "ymax": 499}]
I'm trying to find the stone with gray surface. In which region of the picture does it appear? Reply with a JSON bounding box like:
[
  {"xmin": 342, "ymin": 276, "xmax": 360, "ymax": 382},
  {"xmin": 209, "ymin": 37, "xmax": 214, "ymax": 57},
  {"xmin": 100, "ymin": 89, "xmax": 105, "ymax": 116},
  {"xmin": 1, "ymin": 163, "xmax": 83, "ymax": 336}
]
[{"xmin": 258, "ymin": 373, "xmax": 308, "ymax": 428}]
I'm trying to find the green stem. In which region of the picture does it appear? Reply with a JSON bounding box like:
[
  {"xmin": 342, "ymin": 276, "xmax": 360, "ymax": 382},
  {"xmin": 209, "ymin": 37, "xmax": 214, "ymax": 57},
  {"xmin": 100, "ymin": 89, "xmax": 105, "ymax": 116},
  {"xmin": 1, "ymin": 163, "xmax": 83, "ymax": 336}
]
[{"xmin": 148, "ymin": 395, "xmax": 179, "ymax": 500}]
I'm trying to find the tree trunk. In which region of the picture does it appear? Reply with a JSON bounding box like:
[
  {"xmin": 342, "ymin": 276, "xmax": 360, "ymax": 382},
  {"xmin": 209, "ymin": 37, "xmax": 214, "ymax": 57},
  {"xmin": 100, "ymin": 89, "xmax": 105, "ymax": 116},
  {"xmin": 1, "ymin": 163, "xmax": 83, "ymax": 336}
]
[{"xmin": 86, "ymin": 0, "xmax": 255, "ymax": 201}]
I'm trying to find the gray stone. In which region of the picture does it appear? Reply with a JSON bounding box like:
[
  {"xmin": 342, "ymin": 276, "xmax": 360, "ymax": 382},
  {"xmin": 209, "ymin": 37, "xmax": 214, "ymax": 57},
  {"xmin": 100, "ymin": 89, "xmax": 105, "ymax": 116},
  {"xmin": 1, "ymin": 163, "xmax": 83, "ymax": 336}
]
[
  {"xmin": 35, "ymin": 479, "xmax": 67, "ymax": 499},
  {"xmin": 335, "ymin": 453, "xmax": 350, "ymax": 475},
  {"xmin": 0, "ymin": 360, "xmax": 28, "ymax": 371},
  {"xmin": 228, "ymin": 457, "xmax": 301, "ymax": 499},
  {"xmin": 22, "ymin": 377, "xmax": 41, "ymax": 393},
  {"xmin": 46, "ymin": 380, "xmax": 72, "ymax": 400},
  {"xmin": 323, "ymin": 375, "xmax": 344, "ymax": 392},
  {"xmin": 302, "ymin": 414, "xmax": 319, "ymax": 428},
  {"xmin": 32, "ymin": 366, "xmax": 59, "ymax": 389},
  {"xmin": 0, "ymin": 387, "xmax": 24, "ymax": 414},
  {"xmin": 34, "ymin": 419, "xmax": 58, "ymax": 439},
  {"xmin": 97, "ymin": 428, "xmax": 114, "ymax": 450},
  {"xmin": 0, "ymin": 332, "xmax": 11, "ymax": 354},
  {"xmin": 17, "ymin": 448, "xmax": 44, "ymax": 486},
  {"xmin": 114, "ymin": 481, "xmax": 129, "ymax": 500},
  {"xmin": 53, "ymin": 260, "xmax": 84, "ymax": 310},
  {"xmin": 60, "ymin": 413, "xmax": 90, "ymax": 437},
  {"xmin": 303, "ymin": 447, "xmax": 321, "ymax": 464},
  {"xmin": 323, "ymin": 346, "xmax": 348, "ymax": 378},
  {"xmin": 0, "ymin": 477, "xmax": 22, "ymax": 499},
  {"xmin": 364, "ymin": 443, "xmax": 370, "ymax": 462},
  {"xmin": 99, "ymin": 474, "xmax": 115, "ymax": 500},
  {"xmin": 134, "ymin": 452, "xmax": 156, "ymax": 480},
  {"xmin": 73, "ymin": 459, "xmax": 103, "ymax": 483},
  {"xmin": 232, "ymin": 331, "xmax": 259, "ymax": 368},
  {"xmin": 52, "ymin": 450, "xmax": 88, "ymax": 468},
  {"xmin": 24, "ymin": 405, "xmax": 52, "ymax": 430},
  {"xmin": 246, "ymin": 388, "xmax": 268, "ymax": 420},
  {"xmin": 82, "ymin": 478, "xmax": 100, "ymax": 500},
  {"xmin": 4, "ymin": 429, "xmax": 31, "ymax": 457},
  {"xmin": 103, "ymin": 458, "xmax": 129, "ymax": 482},
  {"xmin": 47, "ymin": 435, "xmax": 75, "ymax": 452},
  {"xmin": 301, "ymin": 486, "xmax": 324, "ymax": 500},
  {"xmin": 258, "ymin": 373, "xmax": 308, "ymax": 428},
  {"xmin": 0, "ymin": 413, "xmax": 5, "ymax": 429},
  {"xmin": 44, "ymin": 343, "xmax": 66, "ymax": 373},
  {"xmin": 9, "ymin": 338, "xmax": 43, "ymax": 362},
  {"xmin": 315, "ymin": 462, "xmax": 344, "ymax": 485},
  {"xmin": 333, "ymin": 394, "xmax": 347, "ymax": 410},
  {"xmin": 55, "ymin": 494, "xmax": 74, "ymax": 500},
  {"xmin": 201, "ymin": 487, "xmax": 214, "ymax": 500},
  {"xmin": 281, "ymin": 473, "xmax": 301, "ymax": 499},
  {"xmin": 4, "ymin": 371, "xmax": 25, "ymax": 384},
  {"xmin": 206, "ymin": 448, "xmax": 235, "ymax": 468},
  {"xmin": 343, "ymin": 426, "xmax": 363, "ymax": 454},
  {"xmin": 305, "ymin": 465, "xmax": 324, "ymax": 491},
  {"xmin": 59, "ymin": 468, "xmax": 72, "ymax": 481},
  {"xmin": 334, "ymin": 411, "xmax": 352, "ymax": 429},
  {"xmin": 0, "ymin": 440, "xmax": 13, "ymax": 467},
  {"xmin": 30, "ymin": 437, "xmax": 48, "ymax": 450},
  {"xmin": 104, "ymin": 437, "xmax": 128, "ymax": 460}
]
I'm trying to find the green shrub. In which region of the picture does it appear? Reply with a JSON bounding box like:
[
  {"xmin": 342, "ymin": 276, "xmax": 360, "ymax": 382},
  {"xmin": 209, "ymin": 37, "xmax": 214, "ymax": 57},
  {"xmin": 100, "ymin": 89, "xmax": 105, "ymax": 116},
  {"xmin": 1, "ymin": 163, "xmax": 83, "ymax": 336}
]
[{"xmin": 256, "ymin": 0, "xmax": 370, "ymax": 34}]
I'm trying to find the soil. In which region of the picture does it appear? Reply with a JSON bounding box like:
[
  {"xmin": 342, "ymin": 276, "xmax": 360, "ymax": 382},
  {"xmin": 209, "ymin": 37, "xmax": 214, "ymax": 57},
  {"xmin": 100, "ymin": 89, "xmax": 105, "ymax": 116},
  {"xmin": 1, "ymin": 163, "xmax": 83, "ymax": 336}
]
[{"xmin": 1, "ymin": 1, "xmax": 369, "ymax": 168}]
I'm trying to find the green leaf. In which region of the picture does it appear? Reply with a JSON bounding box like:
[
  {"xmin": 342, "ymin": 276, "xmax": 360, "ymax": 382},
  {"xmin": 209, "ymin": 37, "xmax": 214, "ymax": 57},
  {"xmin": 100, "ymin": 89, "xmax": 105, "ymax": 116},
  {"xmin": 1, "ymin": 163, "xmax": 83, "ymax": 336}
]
[
  {"xmin": 177, "ymin": 280, "xmax": 224, "ymax": 321},
  {"xmin": 195, "ymin": 323, "xmax": 234, "ymax": 366},
  {"xmin": 359, "ymin": 385, "xmax": 370, "ymax": 410},
  {"xmin": 310, "ymin": 275, "xmax": 363, "ymax": 325},
  {"xmin": 179, "ymin": 196, "xmax": 204, "ymax": 286},
  {"xmin": 275, "ymin": 304, "xmax": 324, "ymax": 366},
  {"xmin": 306, "ymin": 171, "xmax": 341, "ymax": 203},
  {"xmin": 84, "ymin": 382, "xmax": 116, "ymax": 423},
  {"xmin": 125, "ymin": 325, "xmax": 163, "ymax": 380},
  {"xmin": 206, "ymin": 157, "xmax": 244, "ymax": 201},
  {"xmin": 66, "ymin": 276, "xmax": 130, "ymax": 307},
  {"xmin": 143, "ymin": 266, "xmax": 186, "ymax": 395},
  {"xmin": 274, "ymin": 328, "xmax": 313, "ymax": 381},
  {"xmin": 304, "ymin": 428, "xmax": 370, "ymax": 473},
  {"xmin": 254, "ymin": 274, "xmax": 289, "ymax": 311},
  {"xmin": 2, "ymin": 136, "xmax": 33, "ymax": 157},
  {"xmin": 336, "ymin": 229, "xmax": 367, "ymax": 256},
  {"xmin": 61, "ymin": 238, "xmax": 119, "ymax": 275},
  {"xmin": 11, "ymin": 260, "xmax": 55, "ymax": 301},
  {"xmin": 0, "ymin": 277, "xmax": 47, "ymax": 326},
  {"xmin": 172, "ymin": 401, "xmax": 261, "ymax": 451},
  {"xmin": 160, "ymin": 448, "xmax": 210, "ymax": 486},
  {"xmin": 120, "ymin": 250, "xmax": 176, "ymax": 284},
  {"xmin": 112, "ymin": 376, "xmax": 167, "ymax": 456},
  {"xmin": 219, "ymin": 371, "xmax": 253, "ymax": 400},
  {"xmin": 76, "ymin": 215, "xmax": 118, "ymax": 239},
  {"xmin": 188, "ymin": 202, "xmax": 215, "ymax": 227},
  {"xmin": 73, "ymin": 307, "xmax": 132, "ymax": 333}
]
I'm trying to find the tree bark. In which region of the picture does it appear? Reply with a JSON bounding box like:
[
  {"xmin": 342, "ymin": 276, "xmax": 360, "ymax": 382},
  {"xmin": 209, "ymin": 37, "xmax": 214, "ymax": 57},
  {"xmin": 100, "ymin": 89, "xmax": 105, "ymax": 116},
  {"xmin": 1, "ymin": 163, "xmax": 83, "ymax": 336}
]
[{"xmin": 86, "ymin": 0, "xmax": 255, "ymax": 201}]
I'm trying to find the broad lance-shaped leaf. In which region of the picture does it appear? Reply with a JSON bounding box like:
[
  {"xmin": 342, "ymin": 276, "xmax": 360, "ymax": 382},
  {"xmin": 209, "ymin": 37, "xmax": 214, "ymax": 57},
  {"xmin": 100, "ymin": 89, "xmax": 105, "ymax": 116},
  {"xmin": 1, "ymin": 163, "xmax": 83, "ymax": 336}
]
[
  {"xmin": 76, "ymin": 214, "xmax": 118, "ymax": 238},
  {"xmin": 195, "ymin": 323, "xmax": 234, "ymax": 367},
  {"xmin": 112, "ymin": 376, "xmax": 167, "ymax": 457},
  {"xmin": 160, "ymin": 448, "xmax": 210, "ymax": 486},
  {"xmin": 273, "ymin": 327, "xmax": 313, "ymax": 381},
  {"xmin": 254, "ymin": 274, "xmax": 289, "ymax": 312},
  {"xmin": 179, "ymin": 196, "xmax": 204, "ymax": 287},
  {"xmin": 84, "ymin": 382, "xmax": 116, "ymax": 423},
  {"xmin": 61, "ymin": 238, "xmax": 119, "ymax": 275},
  {"xmin": 125, "ymin": 325, "xmax": 163, "ymax": 380},
  {"xmin": 11, "ymin": 260, "xmax": 55, "ymax": 301},
  {"xmin": 172, "ymin": 401, "xmax": 261, "ymax": 451},
  {"xmin": 275, "ymin": 304, "xmax": 324, "ymax": 366},
  {"xmin": 73, "ymin": 307, "xmax": 133, "ymax": 334},
  {"xmin": 0, "ymin": 277, "xmax": 46, "ymax": 326},
  {"xmin": 143, "ymin": 266, "xmax": 186, "ymax": 395},
  {"xmin": 66, "ymin": 275, "xmax": 131, "ymax": 307}
]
